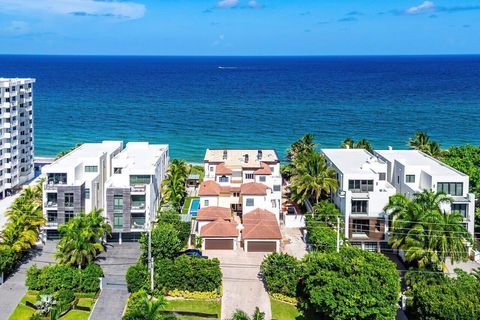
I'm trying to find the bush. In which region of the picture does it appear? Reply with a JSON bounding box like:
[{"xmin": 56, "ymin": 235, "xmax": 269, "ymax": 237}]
[
  {"xmin": 140, "ymin": 223, "xmax": 183, "ymax": 262},
  {"xmin": 56, "ymin": 289, "xmax": 75, "ymax": 312},
  {"xmin": 0, "ymin": 247, "xmax": 17, "ymax": 275},
  {"xmin": 79, "ymin": 263, "xmax": 103, "ymax": 292},
  {"xmin": 26, "ymin": 264, "xmax": 43, "ymax": 290},
  {"xmin": 126, "ymin": 263, "xmax": 148, "ymax": 293},
  {"xmin": 260, "ymin": 253, "xmax": 301, "ymax": 297},
  {"xmin": 307, "ymin": 223, "xmax": 337, "ymax": 253},
  {"xmin": 157, "ymin": 210, "xmax": 191, "ymax": 245}
]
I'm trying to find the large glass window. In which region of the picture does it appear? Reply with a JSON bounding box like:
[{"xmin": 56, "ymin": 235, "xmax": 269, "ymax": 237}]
[
  {"xmin": 131, "ymin": 213, "xmax": 145, "ymax": 228},
  {"xmin": 47, "ymin": 211, "xmax": 57, "ymax": 224},
  {"xmin": 348, "ymin": 180, "xmax": 374, "ymax": 193},
  {"xmin": 84, "ymin": 188, "xmax": 90, "ymax": 199},
  {"xmin": 219, "ymin": 175, "xmax": 229, "ymax": 183},
  {"xmin": 273, "ymin": 185, "xmax": 281, "ymax": 192},
  {"xmin": 406, "ymin": 175, "xmax": 416, "ymax": 183},
  {"xmin": 114, "ymin": 195, "xmax": 123, "ymax": 211},
  {"xmin": 130, "ymin": 175, "xmax": 151, "ymax": 185},
  {"xmin": 351, "ymin": 200, "xmax": 368, "ymax": 214},
  {"xmin": 64, "ymin": 193, "xmax": 74, "ymax": 207},
  {"xmin": 114, "ymin": 213, "xmax": 123, "ymax": 229},
  {"xmin": 65, "ymin": 211, "xmax": 74, "ymax": 223},
  {"xmin": 85, "ymin": 165, "xmax": 98, "ymax": 173},
  {"xmin": 451, "ymin": 204, "xmax": 468, "ymax": 218},
  {"xmin": 352, "ymin": 219, "xmax": 369, "ymax": 236},
  {"xmin": 438, "ymin": 182, "xmax": 463, "ymax": 196},
  {"xmin": 131, "ymin": 195, "xmax": 146, "ymax": 209},
  {"xmin": 47, "ymin": 173, "xmax": 67, "ymax": 184},
  {"xmin": 47, "ymin": 193, "xmax": 57, "ymax": 206}
]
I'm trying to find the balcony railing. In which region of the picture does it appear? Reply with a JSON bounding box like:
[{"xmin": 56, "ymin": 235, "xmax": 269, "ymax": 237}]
[
  {"xmin": 131, "ymin": 202, "xmax": 146, "ymax": 210},
  {"xmin": 130, "ymin": 185, "xmax": 146, "ymax": 193},
  {"xmin": 45, "ymin": 201, "xmax": 58, "ymax": 208}
]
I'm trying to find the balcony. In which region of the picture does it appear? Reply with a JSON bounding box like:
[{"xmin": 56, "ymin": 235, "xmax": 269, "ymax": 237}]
[
  {"xmin": 351, "ymin": 231, "xmax": 370, "ymax": 240},
  {"xmin": 45, "ymin": 201, "xmax": 58, "ymax": 208},
  {"xmin": 131, "ymin": 214, "xmax": 146, "ymax": 230},
  {"xmin": 131, "ymin": 201, "xmax": 146, "ymax": 211},
  {"xmin": 130, "ymin": 185, "xmax": 146, "ymax": 193}
]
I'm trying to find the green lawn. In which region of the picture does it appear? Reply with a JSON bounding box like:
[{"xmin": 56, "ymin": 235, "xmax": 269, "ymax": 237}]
[
  {"xmin": 182, "ymin": 197, "xmax": 199, "ymax": 214},
  {"xmin": 270, "ymin": 297, "xmax": 300, "ymax": 320},
  {"xmin": 8, "ymin": 292, "xmax": 95, "ymax": 320},
  {"xmin": 164, "ymin": 299, "xmax": 220, "ymax": 320}
]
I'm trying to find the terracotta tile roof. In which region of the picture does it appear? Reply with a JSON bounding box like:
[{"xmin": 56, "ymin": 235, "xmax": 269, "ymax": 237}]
[
  {"xmin": 254, "ymin": 163, "xmax": 272, "ymax": 175},
  {"xmin": 197, "ymin": 206, "xmax": 232, "ymax": 221},
  {"xmin": 242, "ymin": 209, "xmax": 282, "ymax": 240},
  {"xmin": 200, "ymin": 218, "xmax": 239, "ymax": 238},
  {"xmin": 215, "ymin": 163, "xmax": 233, "ymax": 175},
  {"xmin": 240, "ymin": 182, "xmax": 269, "ymax": 195},
  {"xmin": 220, "ymin": 186, "xmax": 241, "ymax": 194},
  {"xmin": 198, "ymin": 180, "xmax": 221, "ymax": 196}
]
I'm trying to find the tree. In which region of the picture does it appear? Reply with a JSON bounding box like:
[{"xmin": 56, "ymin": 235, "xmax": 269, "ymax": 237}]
[
  {"xmin": 156, "ymin": 209, "xmax": 190, "ymax": 245},
  {"xmin": 0, "ymin": 247, "xmax": 17, "ymax": 275},
  {"xmin": 289, "ymin": 152, "xmax": 338, "ymax": 204},
  {"xmin": 409, "ymin": 131, "xmax": 442, "ymax": 157},
  {"xmin": 140, "ymin": 223, "xmax": 183, "ymax": 262},
  {"xmin": 307, "ymin": 224, "xmax": 337, "ymax": 253},
  {"xmin": 230, "ymin": 310, "xmax": 251, "ymax": 320},
  {"xmin": 442, "ymin": 145, "xmax": 480, "ymax": 198},
  {"xmin": 286, "ymin": 133, "xmax": 317, "ymax": 162},
  {"xmin": 340, "ymin": 137, "xmax": 373, "ymax": 153},
  {"xmin": 55, "ymin": 143, "xmax": 83, "ymax": 160},
  {"xmin": 161, "ymin": 159, "xmax": 189, "ymax": 210},
  {"xmin": 299, "ymin": 247, "xmax": 400, "ymax": 320},
  {"xmin": 310, "ymin": 200, "xmax": 341, "ymax": 227},
  {"xmin": 260, "ymin": 253, "xmax": 301, "ymax": 297},
  {"xmin": 55, "ymin": 209, "xmax": 111, "ymax": 268},
  {"xmin": 251, "ymin": 307, "xmax": 265, "ymax": 320},
  {"xmin": 123, "ymin": 290, "xmax": 168, "ymax": 320}
]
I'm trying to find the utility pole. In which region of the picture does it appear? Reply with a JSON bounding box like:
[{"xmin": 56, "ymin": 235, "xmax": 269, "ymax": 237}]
[{"xmin": 336, "ymin": 216, "xmax": 340, "ymax": 253}]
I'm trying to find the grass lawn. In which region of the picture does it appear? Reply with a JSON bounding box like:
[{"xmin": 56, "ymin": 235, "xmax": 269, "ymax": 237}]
[
  {"xmin": 164, "ymin": 299, "xmax": 220, "ymax": 320},
  {"xmin": 8, "ymin": 292, "xmax": 96, "ymax": 320},
  {"xmin": 270, "ymin": 297, "xmax": 300, "ymax": 320},
  {"xmin": 182, "ymin": 196, "xmax": 199, "ymax": 214}
]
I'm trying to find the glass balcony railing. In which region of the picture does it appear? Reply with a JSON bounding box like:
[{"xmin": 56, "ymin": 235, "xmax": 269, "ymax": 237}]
[
  {"xmin": 131, "ymin": 201, "xmax": 146, "ymax": 210},
  {"xmin": 131, "ymin": 215, "xmax": 146, "ymax": 229}
]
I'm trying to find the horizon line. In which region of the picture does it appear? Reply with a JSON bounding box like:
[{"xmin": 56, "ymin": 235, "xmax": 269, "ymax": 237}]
[{"xmin": 1, "ymin": 53, "xmax": 480, "ymax": 57}]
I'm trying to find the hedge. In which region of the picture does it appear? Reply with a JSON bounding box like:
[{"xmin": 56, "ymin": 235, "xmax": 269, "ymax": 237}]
[
  {"xmin": 0, "ymin": 247, "xmax": 17, "ymax": 275},
  {"xmin": 260, "ymin": 253, "xmax": 301, "ymax": 297},
  {"xmin": 125, "ymin": 263, "xmax": 148, "ymax": 293},
  {"xmin": 26, "ymin": 263, "xmax": 103, "ymax": 293}
]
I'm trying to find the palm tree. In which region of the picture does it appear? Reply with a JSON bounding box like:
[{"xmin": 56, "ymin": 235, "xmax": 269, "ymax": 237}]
[
  {"xmin": 340, "ymin": 137, "xmax": 355, "ymax": 149},
  {"xmin": 251, "ymin": 307, "xmax": 265, "ymax": 320},
  {"xmin": 409, "ymin": 131, "xmax": 442, "ymax": 157},
  {"xmin": 161, "ymin": 159, "xmax": 189, "ymax": 210},
  {"xmin": 340, "ymin": 137, "xmax": 373, "ymax": 153},
  {"xmin": 231, "ymin": 310, "xmax": 250, "ymax": 320},
  {"xmin": 290, "ymin": 152, "xmax": 338, "ymax": 204},
  {"xmin": 128, "ymin": 296, "xmax": 168, "ymax": 320},
  {"xmin": 286, "ymin": 133, "xmax": 317, "ymax": 162}
]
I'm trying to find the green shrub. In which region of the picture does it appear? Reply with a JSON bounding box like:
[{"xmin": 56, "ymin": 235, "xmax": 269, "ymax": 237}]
[
  {"xmin": 79, "ymin": 263, "xmax": 103, "ymax": 292},
  {"xmin": 0, "ymin": 247, "xmax": 17, "ymax": 275},
  {"xmin": 56, "ymin": 289, "xmax": 75, "ymax": 312},
  {"xmin": 140, "ymin": 224, "xmax": 183, "ymax": 262},
  {"xmin": 26, "ymin": 264, "xmax": 43, "ymax": 290},
  {"xmin": 260, "ymin": 253, "xmax": 301, "ymax": 297},
  {"xmin": 307, "ymin": 223, "xmax": 337, "ymax": 253},
  {"xmin": 126, "ymin": 263, "xmax": 148, "ymax": 293},
  {"xmin": 157, "ymin": 210, "xmax": 191, "ymax": 245}
]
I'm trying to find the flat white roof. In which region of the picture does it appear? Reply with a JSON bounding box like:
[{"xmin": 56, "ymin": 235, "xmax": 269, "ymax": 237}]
[
  {"xmin": 113, "ymin": 142, "xmax": 168, "ymax": 173},
  {"xmin": 43, "ymin": 141, "xmax": 123, "ymax": 172},
  {"xmin": 204, "ymin": 148, "xmax": 279, "ymax": 166},
  {"xmin": 321, "ymin": 148, "xmax": 385, "ymax": 174},
  {"xmin": 375, "ymin": 149, "xmax": 467, "ymax": 177},
  {"xmin": 0, "ymin": 78, "xmax": 35, "ymax": 85}
]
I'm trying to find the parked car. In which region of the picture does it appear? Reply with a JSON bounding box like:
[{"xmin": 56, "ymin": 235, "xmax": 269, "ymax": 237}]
[
  {"xmin": 287, "ymin": 206, "xmax": 297, "ymax": 215},
  {"xmin": 177, "ymin": 249, "xmax": 208, "ymax": 259}
]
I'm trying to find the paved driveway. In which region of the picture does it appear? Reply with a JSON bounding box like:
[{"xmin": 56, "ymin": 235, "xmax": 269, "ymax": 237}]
[
  {"xmin": 205, "ymin": 250, "xmax": 271, "ymax": 320},
  {"xmin": 0, "ymin": 241, "xmax": 56, "ymax": 320},
  {"xmin": 281, "ymin": 227, "xmax": 307, "ymax": 259},
  {"xmin": 90, "ymin": 242, "xmax": 140, "ymax": 320}
]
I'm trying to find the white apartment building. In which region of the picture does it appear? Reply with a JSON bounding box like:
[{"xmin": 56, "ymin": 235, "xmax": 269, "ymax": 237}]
[
  {"xmin": 0, "ymin": 78, "xmax": 35, "ymax": 198},
  {"xmin": 375, "ymin": 149, "xmax": 476, "ymax": 236},
  {"xmin": 104, "ymin": 142, "xmax": 169, "ymax": 242},
  {"xmin": 321, "ymin": 149, "xmax": 396, "ymax": 251},
  {"xmin": 200, "ymin": 149, "xmax": 282, "ymax": 220},
  {"xmin": 42, "ymin": 141, "xmax": 123, "ymax": 239}
]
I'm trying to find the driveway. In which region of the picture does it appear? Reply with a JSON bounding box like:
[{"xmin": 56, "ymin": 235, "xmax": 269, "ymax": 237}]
[
  {"xmin": 205, "ymin": 250, "xmax": 271, "ymax": 320},
  {"xmin": 281, "ymin": 227, "xmax": 307, "ymax": 259},
  {"xmin": 0, "ymin": 241, "xmax": 56, "ymax": 320},
  {"xmin": 90, "ymin": 242, "xmax": 140, "ymax": 320}
]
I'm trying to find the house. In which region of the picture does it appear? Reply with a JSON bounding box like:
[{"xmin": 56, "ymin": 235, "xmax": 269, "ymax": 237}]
[
  {"xmin": 321, "ymin": 149, "xmax": 397, "ymax": 252},
  {"xmin": 104, "ymin": 142, "xmax": 169, "ymax": 242},
  {"xmin": 375, "ymin": 149, "xmax": 475, "ymax": 237},
  {"xmin": 243, "ymin": 208, "xmax": 282, "ymax": 252},
  {"xmin": 41, "ymin": 141, "xmax": 123, "ymax": 239}
]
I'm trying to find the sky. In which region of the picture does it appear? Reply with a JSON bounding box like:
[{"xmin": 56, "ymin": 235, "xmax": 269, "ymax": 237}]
[{"xmin": 0, "ymin": 0, "xmax": 479, "ymax": 55}]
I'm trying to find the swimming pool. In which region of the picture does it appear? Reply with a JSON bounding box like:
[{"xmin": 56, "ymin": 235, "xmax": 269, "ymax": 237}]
[{"xmin": 189, "ymin": 199, "xmax": 200, "ymax": 217}]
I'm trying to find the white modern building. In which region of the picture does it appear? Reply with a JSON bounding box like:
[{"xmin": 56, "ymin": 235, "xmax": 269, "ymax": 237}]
[
  {"xmin": 104, "ymin": 142, "xmax": 169, "ymax": 242},
  {"xmin": 375, "ymin": 149, "xmax": 476, "ymax": 236},
  {"xmin": 0, "ymin": 78, "xmax": 35, "ymax": 199},
  {"xmin": 321, "ymin": 149, "xmax": 397, "ymax": 251},
  {"xmin": 42, "ymin": 141, "xmax": 123, "ymax": 238}
]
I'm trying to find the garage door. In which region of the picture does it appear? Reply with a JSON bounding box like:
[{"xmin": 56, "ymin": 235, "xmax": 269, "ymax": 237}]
[
  {"xmin": 247, "ymin": 241, "xmax": 277, "ymax": 252},
  {"xmin": 205, "ymin": 239, "xmax": 234, "ymax": 250}
]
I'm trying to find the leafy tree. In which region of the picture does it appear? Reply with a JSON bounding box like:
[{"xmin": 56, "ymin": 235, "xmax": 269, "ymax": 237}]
[
  {"xmin": 340, "ymin": 137, "xmax": 373, "ymax": 153},
  {"xmin": 55, "ymin": 143, "xmax": 83, "ymax": 160},
  {"xmin": 123, "ymin": 289, "xmax": 168, "ymax": 320},
  {"xmin": 409, "ymin": 131, "xmax": 442, "ymax": 157},
  {"xmin": 161, "ymin": 159, "xmax": 189, "ymax": 210},
  {"xmin": 260, "ymin": 253, "xmax": 301, "ymax": 297},
  {"xmin": 442, "ymin": 145, "xmax": 480, "ymax": 198},
  {"xmin": 140, "ymin": 223, "xmax": 183, "ymax": 262},
  {"xmin": 126, "ymin": 263, "xmax": 148, "ymax": 293},
  {"xmin": 55, "ymin": 209, "xmax": 111, "ymax": 268},
  {"xmin": 286, "ymin": 133, "xmax": 318, "ymax": 162},
  {"xmin": 299, "ymin": 247, "xmax": 400, "ymax": 320},
  {"xmin": 307, "ymin": 224, "xmax": 337, "ymax": 253},
  {"xmin": 310, "ymin": 200, "xmax": 341, "ymax": 227},
  {"xmin": 156, "ymin": 209, "xmax": 190, "ymax": 245},
  {"xmin": 0, "ymin": 247, "xmax": 17, "ymax": 275}
]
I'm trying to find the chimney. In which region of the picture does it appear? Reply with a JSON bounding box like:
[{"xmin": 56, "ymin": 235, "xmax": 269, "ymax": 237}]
[{"xmin": 388, "ymin": 146, "xmax": 393, "ymax": 151}]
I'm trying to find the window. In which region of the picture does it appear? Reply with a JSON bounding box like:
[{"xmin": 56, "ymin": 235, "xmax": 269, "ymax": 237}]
[
  {"xmin": 114, "ymin": 213, "xmax": 123, "ymax": 229},
  {"xmin": 352, "ymin": 219, "xmax": 369, "ymax": 236},
  {"xmin": 245, "ymin": 173, "xmax": 254, "ymax": 180},
  {"xmin": 232, "ymin": 192, "xmax": 240, "ymax": 197},
  {"xmin": 223, "ymin": 150, "xmax": 228, "ymax": 160},
  {"xmin": 271, "ymin": 200, "xmax": 277, "ymax": 208},
  {"xmin": 204, "ymin": 199, "xmax": 209, "ymax": 207},
  {"xmin": 364, "ymin": 242, "xmax": 377, "ymax": 252},
  {"xmin": 397, "ymin": 176, "xmax": 400, "ymax": 184},
  {"xmin": 114, "ymin": 167, "xmax": 122, "ymax": 174},
  {"xmin": 273, "ymin": 185, "xmax": 281, "ymax": 192},
  {"xmin": 64, "ymin": 193, "xmax": 74, "ymax": 207},
  {"xmin": 65, "ymin": 211, "xmax": 74, "ymax": 223},
  {"xmin": 209, "ymin": 166, "xmax": 214, "ymax": 172},
  {"xmin": 351, "ymin": 200, "xmax": 368, "ymax": 214},
  {"xmin": 219, "ymin": 175, "xmax": 229, "ymax": 183},
  {"xmin": 406, "ymin": 175, "xmax": 415, "ymax": 183},
  {"xmin": 379, "ymin": 173, "xmax": 386, "ymax": 181},
  {"xmin": 130, "ymin": 175, "xmax": 151, "ymax": 185},
  {"xmin": 348, "ymin": 180, "xmax": 373, "ymax": 192},
  {"xmin": 246, "ymin": 198, "xmax": 254, "ymax": 206},
  {"xmin": 270, "ymin": 166, "xmax": 275, "ymax": 173},
  {"xmin": 85, "ymin": 165, "xmax": 98, "ymax": 173},
  {"xmin": 47, "ymin": 173, "xmax": 67, "ymax": 184},
  {"xmin": 47, "ymin": 211, "xmax": 57, "ymax": 224},
  {"xmin": 85, "ymin": 188, "xmax": 90, "ymax": 199},
  {"xmin": 451, "ymin": 204, "xmax": 468, "ymax": 218},
  {"xmin": 114, "ymin": 195, "xmax": 123, "ymax": 210},
  {"xmin": 438, "ymin": 182, "xmax": 463, "ymax": 196},
  {"xmin": 259, "ymin": 176, "xmax": 266, "ymax": 182}
]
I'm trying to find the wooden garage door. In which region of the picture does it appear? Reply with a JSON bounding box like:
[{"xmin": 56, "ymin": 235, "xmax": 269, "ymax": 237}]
[
  {"xmin": 205, "ymin": 239, "xmax": 234, "ymax": 250},
  {"xmin": 247, "ymin": 241, "xmax": 276, "ymax": 252}
]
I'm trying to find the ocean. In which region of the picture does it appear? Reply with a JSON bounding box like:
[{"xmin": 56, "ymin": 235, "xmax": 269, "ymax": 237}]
[{"xmin": 1, "ymin": 55, "xmax": 479, "ymax": 162}]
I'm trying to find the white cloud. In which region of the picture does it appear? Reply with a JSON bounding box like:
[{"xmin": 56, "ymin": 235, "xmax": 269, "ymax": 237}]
[
  {"xmin": 216, "ymin": 0, "xmax": 239, "ymax": 9},
  {"xmin": 0, "ymin": 0, "xmax": 145, "ymax": 20},
  {"xmin": 248, "ymin": 0, "xmax": 263, "ymax": 9},
  {"xmin": 406, "ymin": 1, "xmax": 436, "ymax": 14},
  {"xmin": 5, "ymin": 20, "xmax": 30, "ymax": 34}
]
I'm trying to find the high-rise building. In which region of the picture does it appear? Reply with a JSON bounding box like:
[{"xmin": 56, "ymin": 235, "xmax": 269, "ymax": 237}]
[{"xmin": 0, "ymin": 78, "xmax": 35, "ymax": 198}]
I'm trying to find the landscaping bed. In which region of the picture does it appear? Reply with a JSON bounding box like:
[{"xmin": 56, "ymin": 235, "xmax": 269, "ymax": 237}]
[
  {"xmin": 163, "ymin": 299, "xmax": 221, "ymax": 320},
  {"xmin": 270, "ymin": 297, "xmax": 299, "ymax": 320}
]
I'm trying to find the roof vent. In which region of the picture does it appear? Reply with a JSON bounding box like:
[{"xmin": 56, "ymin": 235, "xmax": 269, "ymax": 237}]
[
  {"xmin": 257, "ymin": 150, "xmax": 263, "ymax": 160},
  {"xmin": 244, "ymin": 154, "xmax": 249, "ymax": 163},
  {"xmin": 223, "ymin": 150, "xmax": 228, "ymax": 160},
  {"xmin": 388, "ymin": 146, "xmax": 393, "ymax": 150}
]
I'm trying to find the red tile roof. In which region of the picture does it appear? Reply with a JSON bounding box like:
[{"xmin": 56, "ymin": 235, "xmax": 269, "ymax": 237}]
[
  {"xmin": 240, "ymin": 182, "xmax": 269, "ymax": 195},
  {"xmin": 197, "ymin": 206, "xmax": 232, "ymax": 221},
  {"xmin": 198, "ymin": 180, "xmax": 221, "ymax": 196},
  {"xmin": 215, "ymin": 163, "xmax": 233, "ymax": 175},
  {"xmin": 242, "ymin": 209, "xmax": 282, "ymax": 240},
  {"xmin": 254, "ymin": 163, "xmax": 272, "ymax": 175},
  {"xmin": 200, "ymin": 219, "xmax": 239, "ymax": 238}
]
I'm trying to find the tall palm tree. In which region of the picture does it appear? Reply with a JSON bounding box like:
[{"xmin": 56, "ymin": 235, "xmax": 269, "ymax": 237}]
[
  {"xmin": 340, "ymin": 137, "xmax": 373, "ymax": 153},
  {"xmin": 286, "ymin": 133, "xmax": 317, "ymax": 162},
  {"xmin": 161, "ymin": 159, "xmax": 189, "ymax": 210},
  {"xmin": 290, "ymin": 152, "xmax": 338, "ymax": 204},
  {"xmin": 340, "ymin": 137, "xmax": 355, "ymax": 149},
  {"xmin": 409, "ymin": 131, "xmax": 442, "ymax": 157}
]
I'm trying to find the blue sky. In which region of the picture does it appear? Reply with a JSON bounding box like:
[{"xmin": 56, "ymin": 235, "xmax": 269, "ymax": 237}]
[{"xmin": 0, "ymin": 0, "xmax": 479, "ymax": 55}]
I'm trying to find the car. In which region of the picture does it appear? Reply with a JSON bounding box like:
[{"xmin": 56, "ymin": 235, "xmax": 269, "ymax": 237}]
[
  {"xmin": 177, "ymin": 249, "xmax": 208, "ymax": 259},
  {"xmin": 287, "ymin": 206, "xmax": 297, "ymax": 215}
]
